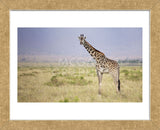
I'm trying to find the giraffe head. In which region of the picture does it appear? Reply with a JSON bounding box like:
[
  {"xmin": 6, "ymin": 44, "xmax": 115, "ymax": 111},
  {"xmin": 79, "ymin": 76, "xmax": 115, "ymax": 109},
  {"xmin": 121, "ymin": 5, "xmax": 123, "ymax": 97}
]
[{"xmin": 78, "ymin": 34, "xmax": 86, "ymax": 45}]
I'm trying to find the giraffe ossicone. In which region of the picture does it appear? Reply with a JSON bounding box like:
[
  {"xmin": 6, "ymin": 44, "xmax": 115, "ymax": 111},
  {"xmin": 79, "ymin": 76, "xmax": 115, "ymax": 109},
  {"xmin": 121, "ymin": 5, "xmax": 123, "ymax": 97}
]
[{"xmin": 78, "ymin": 34, "xmax": 120, "ymax": 95}]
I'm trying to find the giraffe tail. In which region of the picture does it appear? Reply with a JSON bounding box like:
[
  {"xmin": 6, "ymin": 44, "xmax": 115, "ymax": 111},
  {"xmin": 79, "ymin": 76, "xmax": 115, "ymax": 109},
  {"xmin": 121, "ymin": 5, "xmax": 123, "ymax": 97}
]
[{"xmin": 118, "ymin": 80, "xmax": 120, "ymax": 91}]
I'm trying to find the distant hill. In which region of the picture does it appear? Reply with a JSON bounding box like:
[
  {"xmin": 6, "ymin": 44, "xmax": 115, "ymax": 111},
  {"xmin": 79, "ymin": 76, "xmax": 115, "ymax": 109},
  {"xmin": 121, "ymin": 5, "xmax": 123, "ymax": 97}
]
[{"xmin": 18, "ymin": 55, "xmax": 142, "ymax": 66}]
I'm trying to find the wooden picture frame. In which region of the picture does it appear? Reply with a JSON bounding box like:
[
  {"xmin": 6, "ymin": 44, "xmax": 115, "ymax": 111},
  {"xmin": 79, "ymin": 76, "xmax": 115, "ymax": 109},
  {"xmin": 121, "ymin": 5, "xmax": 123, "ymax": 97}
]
[{"xmin": 0, "ymin": 0, "xmax": 159, "ymax": 129}]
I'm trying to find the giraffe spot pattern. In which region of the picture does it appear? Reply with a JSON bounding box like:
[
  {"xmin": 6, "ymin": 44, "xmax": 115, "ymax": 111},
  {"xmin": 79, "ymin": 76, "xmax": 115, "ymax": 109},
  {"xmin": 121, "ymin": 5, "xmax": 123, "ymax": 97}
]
[{"xmin": 82, "ymin": 39, "xmax": 119, "ymax": 81}]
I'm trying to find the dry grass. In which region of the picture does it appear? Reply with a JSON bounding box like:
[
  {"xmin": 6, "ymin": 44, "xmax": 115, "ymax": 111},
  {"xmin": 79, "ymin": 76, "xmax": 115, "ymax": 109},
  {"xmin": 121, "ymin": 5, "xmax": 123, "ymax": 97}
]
[{"xmin": 18, "ymin": 63, "xmax": 142, "ymax": 102}]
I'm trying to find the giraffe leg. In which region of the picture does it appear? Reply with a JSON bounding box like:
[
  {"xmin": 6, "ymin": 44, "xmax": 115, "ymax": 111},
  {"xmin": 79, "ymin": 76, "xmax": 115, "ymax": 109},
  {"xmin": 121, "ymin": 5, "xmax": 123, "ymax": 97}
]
[
  {"xmin": 118, "ymin": 79, "xmax": 120, "ymax": 92},
  {"xmin": 117, "ymin": 68, "xmax": 120, "ymax": 92},
  {"xmin": 96, "ymin": 69, "xmax": 103, "ymax": 95},
  {"xmin": 111, "ymin": 73, "xmax": 120, "ymax": 93}
]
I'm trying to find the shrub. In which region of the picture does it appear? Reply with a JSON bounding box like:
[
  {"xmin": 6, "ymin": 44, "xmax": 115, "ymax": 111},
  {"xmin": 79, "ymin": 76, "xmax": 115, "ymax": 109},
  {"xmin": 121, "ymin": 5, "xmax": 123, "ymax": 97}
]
[
  {"xmin": 45, "ymin": 76, "xmax": 64, "ymax": 87},
  {"xmin": 64, "ymin": 98, "xmax": 69, "ymax": 102},
  {"xmin": 74, "ymin": 96, "xmax": 79, "ymax": 102},
  {"xmin": 121, "ymin": 69, "xmax": 129, "ymax": 76}
]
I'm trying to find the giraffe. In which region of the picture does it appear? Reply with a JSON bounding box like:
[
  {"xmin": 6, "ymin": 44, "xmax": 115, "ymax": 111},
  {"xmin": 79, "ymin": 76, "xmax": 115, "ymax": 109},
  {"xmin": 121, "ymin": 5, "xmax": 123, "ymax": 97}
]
[{"xmin": 78, "ymin": 34, "xmax": 120, "ymax": 95}]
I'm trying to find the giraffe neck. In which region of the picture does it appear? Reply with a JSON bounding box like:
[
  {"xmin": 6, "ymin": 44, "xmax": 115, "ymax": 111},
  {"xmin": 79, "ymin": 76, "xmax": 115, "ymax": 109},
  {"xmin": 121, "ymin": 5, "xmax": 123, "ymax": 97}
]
[{"xmin": 83, "ymin": 40, "xmax": 105, "ymax": 62}]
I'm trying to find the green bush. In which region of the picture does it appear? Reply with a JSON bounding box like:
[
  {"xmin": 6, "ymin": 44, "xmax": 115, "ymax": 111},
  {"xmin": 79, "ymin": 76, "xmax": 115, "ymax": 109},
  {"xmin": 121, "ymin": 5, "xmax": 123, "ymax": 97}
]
[
  {"xmin": 121, "ymin": 69, "xmax": 129, "ymax": 76},
  {"xmin": 74, "ymin": 96, "xmax": 79, "ymax": 102},
  {"xmin": 64, "ymin": 98, "xmax": 69, "ymax": 102},
  {"xmin": 45, "ymin": 76, "xmax": 64, "ymax": 87}
]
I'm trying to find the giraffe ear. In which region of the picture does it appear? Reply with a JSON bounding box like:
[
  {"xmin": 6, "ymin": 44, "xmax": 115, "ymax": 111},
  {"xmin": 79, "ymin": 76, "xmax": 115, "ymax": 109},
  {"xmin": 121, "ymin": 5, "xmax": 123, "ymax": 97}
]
[{"xmin": 84, "ymin": 36, "xmax": 86, "ymax": 39}]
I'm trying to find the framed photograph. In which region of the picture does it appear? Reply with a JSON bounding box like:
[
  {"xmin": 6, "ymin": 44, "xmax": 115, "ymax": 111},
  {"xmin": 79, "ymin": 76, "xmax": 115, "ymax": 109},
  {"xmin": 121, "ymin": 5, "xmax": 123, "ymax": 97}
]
[
  {"xmin": 0, "ymin": 0, "xmax": 160, "ymax": 129},
  {"xmin": 10, "ymin": 11, "xmax": 148, "ymax": 120}
]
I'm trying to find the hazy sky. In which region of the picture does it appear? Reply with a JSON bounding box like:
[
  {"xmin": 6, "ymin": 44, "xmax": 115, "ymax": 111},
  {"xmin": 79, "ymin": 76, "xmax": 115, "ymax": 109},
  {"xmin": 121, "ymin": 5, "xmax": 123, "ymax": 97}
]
[{"xmin": 18, "ymin": 28, "xmax": 142, "ymax": 58}]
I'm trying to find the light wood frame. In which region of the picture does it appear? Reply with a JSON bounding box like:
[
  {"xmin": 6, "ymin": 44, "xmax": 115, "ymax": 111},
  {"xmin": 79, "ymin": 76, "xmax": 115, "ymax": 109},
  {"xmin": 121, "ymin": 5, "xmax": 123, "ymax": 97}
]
[{"xmin": 0, "ymin": 0, "xmax": 160, "ymax": 129}]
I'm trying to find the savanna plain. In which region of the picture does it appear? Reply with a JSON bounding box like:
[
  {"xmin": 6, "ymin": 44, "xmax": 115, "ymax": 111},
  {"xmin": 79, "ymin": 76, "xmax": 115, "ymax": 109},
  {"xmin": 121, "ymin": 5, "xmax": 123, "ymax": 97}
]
[{"xmin": 18, "ymin": 63, "xmax": 142, "ymax": 102}]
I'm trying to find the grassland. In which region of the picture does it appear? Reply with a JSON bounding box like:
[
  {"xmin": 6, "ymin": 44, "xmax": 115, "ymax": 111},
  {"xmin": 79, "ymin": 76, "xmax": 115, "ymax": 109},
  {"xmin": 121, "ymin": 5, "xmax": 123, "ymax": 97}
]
[{"xmin": 18, "ymin": 63, "xmax": 142, "ymax": 102}]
